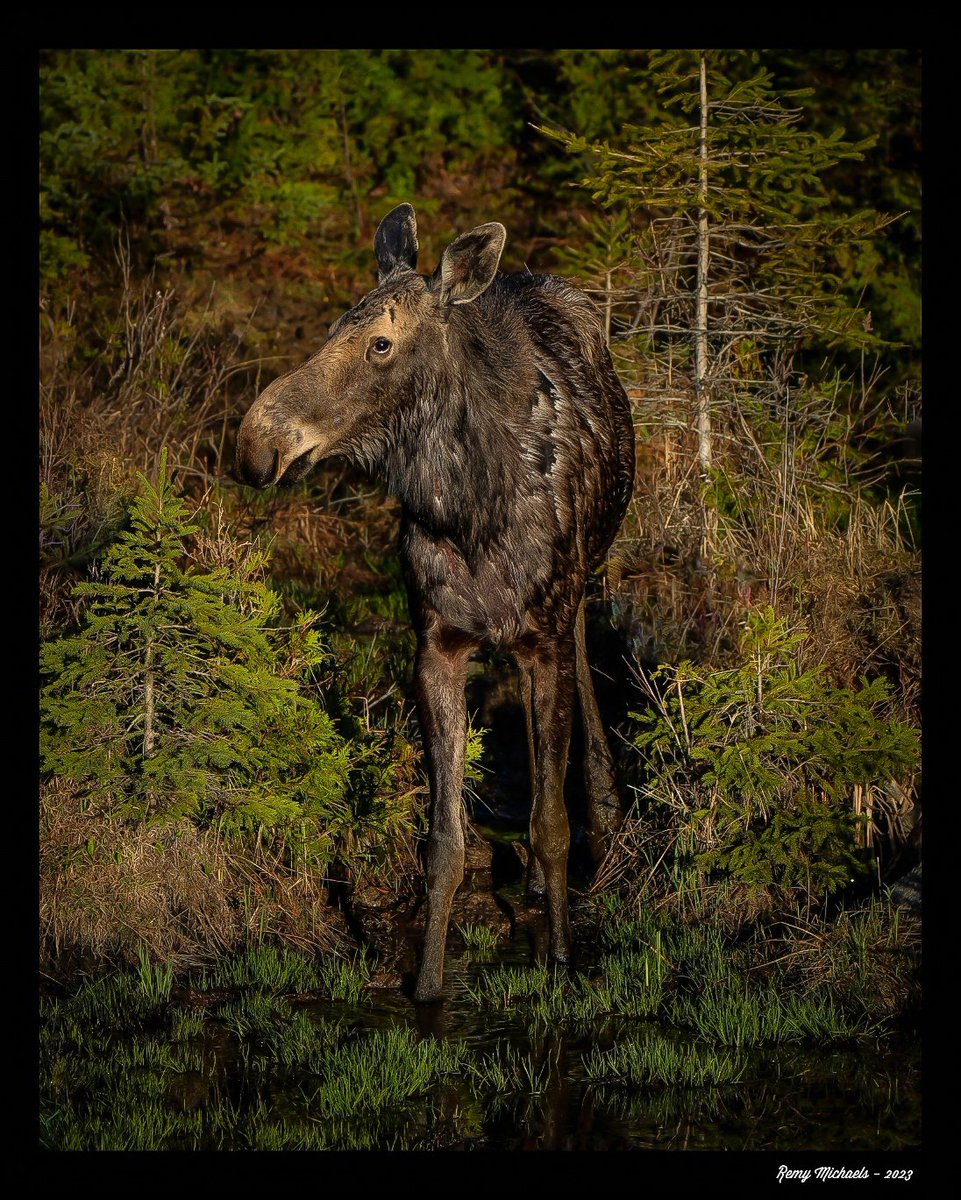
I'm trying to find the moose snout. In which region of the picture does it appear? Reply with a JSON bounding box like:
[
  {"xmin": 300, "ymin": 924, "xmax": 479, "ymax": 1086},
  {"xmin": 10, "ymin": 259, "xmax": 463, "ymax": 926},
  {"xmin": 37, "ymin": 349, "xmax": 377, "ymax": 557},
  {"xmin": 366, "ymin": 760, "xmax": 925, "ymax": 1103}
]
[{"xmin": 235, "ymin": 428, "xmax": 280, "ymax": 489}]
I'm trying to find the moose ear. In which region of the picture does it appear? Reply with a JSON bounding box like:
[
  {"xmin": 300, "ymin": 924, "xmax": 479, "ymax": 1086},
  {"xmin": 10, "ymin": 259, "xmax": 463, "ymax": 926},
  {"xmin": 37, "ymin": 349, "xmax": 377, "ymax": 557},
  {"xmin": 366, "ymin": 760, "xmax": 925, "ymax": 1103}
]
[
  {"xmin": 436, "ymin": 222, "xmax": 506, "ymax": 305},
  {"xmin": 374, "ymin": 203, "xmax": 419, "ymax": 282}
]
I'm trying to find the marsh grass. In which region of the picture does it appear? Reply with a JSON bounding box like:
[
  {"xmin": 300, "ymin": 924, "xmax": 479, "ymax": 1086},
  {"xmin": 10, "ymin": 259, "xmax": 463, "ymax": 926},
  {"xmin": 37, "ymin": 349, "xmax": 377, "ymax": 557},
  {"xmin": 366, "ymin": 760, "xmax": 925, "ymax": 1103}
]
[
  {"xmin": 137, "ymin": 944, "xmax": 174, "ymax": 1005},
  {"xmin": 456, "ymin": 922, "xmax": 501, "ymax": 956},
  {"xmin": 47, "ymin": 971, "xmax": 162, "ymax": 1035},
  {"xmin": 237, "ymin": 1112, "xmax": 331, "ymax": 1151},
  {"xmin": 304, "ymin": 1026, "xmax": 470, "ymax": 1119},
  {"xmin": 662, "ymin": 921, "xmax": 733, "ymax": 986},
  {"xmin": 170, "ymin": 1009, "xmax": 207, "ymax": 1041},
  {"xmin": 772, "ymin": 896, "xmax": 921, "ymax": 1020},
  {"xmin": 215, "ymin": 991, "xmax": 285, "ymax": 1041},
  {"xmin": 463, "ymin": 908, "xmax": 890, "ymax": 1053},
  {"xmin": 317, "ymin": 952, "xmax": 375, "ymax": 1003},
  {"xmin": 200, "ymin": 944, "xmax": 320, "ymax": 992},
  {"xmin": 214, "ymin": 992, "xmax": 345, "ymax": 1073},
  {"xmin": 40, "ymin": 943, "xmax": 480, "ymax": 1151},
  {"xmin": 465, "ymin": 963, "xmax": 595, "ymax": 1024},
  {"xmin": 463, "ymin": 921, "xmax": 669, "ymax": 1024},
  {"xmin": 39, "ymin": 909, "xmax": 911, "ymax": 1150},
  {"xmin": 591, "ymin": 944, "xmax": 667, "ymax": 1018},
  {"xmin": 40, "ymin": 1004, "xmax": 215, "ymax": 1151},
  {"xmin": 584, "ymin": 1031, "xmax": 747, "ymax": 1087},
  {"xmin": 671, "ymin": 981, "xmax": 875, "ymax": 1047},
  {"xmin": 197, "ymin": 944, "xmax": 372, "ymax": 1001},
  {"xmin": 461, "ymin": 1040, "xmax": 562, "ymax": 1130},
  {"xmin": 464, "ymin": 949, "xmax": 667, "ymax": 1024}
]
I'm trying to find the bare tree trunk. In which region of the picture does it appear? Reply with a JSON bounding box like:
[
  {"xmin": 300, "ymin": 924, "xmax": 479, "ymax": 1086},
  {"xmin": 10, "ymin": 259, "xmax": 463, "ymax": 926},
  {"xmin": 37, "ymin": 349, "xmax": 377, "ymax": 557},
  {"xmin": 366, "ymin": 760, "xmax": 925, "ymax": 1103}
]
[
  {"xmin": 696, "ymin": 52, "xmax": 717, "ymax": 562},
  {"xmin": 695, "ymin": 52, "xmax": 712, "ymax": 474}
]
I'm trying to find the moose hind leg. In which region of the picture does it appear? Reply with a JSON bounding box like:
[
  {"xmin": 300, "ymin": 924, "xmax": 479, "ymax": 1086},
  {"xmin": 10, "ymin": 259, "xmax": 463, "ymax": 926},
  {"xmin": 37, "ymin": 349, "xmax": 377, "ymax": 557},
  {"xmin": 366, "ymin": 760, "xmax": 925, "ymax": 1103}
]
[
  {"xmin": 518, "ymin": 664, "xmax": 546, "ymax": 899},
  {"xmin": 527, "ymin": 638, "xmax": 576, "ymax": 965},
  {"xmin": 413, "ymin": 627, "xmax": 474, "ymax": 1003},
  {"xmin": 575, "ymin": 601, "xmax": 622, "ymax": 864}
]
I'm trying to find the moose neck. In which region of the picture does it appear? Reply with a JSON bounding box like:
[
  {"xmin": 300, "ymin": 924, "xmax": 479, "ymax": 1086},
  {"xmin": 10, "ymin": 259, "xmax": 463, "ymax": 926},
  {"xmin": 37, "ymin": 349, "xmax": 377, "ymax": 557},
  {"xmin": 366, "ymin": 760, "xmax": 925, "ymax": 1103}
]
[{"xmin": 358, "ymin": 302, "xmax": 530, "ymax": 563}]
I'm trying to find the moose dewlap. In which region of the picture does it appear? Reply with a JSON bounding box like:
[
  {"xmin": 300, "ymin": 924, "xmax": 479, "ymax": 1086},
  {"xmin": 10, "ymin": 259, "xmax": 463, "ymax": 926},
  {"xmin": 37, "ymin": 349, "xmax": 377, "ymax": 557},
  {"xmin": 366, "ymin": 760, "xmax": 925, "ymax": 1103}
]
[{"xmin": 237, "ymin": 203, "xmax": 635, "ymax": 1001}]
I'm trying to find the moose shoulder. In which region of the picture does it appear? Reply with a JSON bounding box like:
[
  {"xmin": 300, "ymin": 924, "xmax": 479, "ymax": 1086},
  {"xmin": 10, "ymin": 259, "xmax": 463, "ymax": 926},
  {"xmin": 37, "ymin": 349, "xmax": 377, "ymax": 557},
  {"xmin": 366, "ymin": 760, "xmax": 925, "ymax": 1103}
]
[{"xmin": 236, "ymin": 204, "xmax": 635, "ymax": 1001}]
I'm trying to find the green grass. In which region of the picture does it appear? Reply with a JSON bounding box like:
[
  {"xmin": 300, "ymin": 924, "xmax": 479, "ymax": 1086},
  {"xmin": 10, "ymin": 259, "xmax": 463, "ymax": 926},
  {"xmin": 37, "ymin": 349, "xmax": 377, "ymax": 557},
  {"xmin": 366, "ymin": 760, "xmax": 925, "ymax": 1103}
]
[
  {"xmin": 464, "ymin": 963, "xmax": 600, "ymax": 1023},
  {"xmin": 196, "ymin": 944, "xmax": 372, "ymax": 1001},
  {"xmin": 305, "ymin": 1026, "xmax": 470, "ymax": 1118},
  {"xmin": 40, "ymin": 956, "xmax": 474, "ymax": 1150},
  {"xmin": 82, "ymin": 974, "xmax": 156, "ymax": 1027},
  {"xmin": 214, "ymin": 992, "xmax": 345, "ymax": 1072},
  {"xmin": 137, "ymin": 944, "xmax": 174, "ymax": 1005},
  {"xmin": 236, "ymin": 1111, "xmax": 331, "ymax": 1151},
  {"xmin": 170, "ymin": 1008, "xmax": 207, "ymax": 1041},
  {"xmin": 316, "ymin": 952, "xmax": 374, "ymax": 1003},
  {"xmin": 461, "ymin": 907, "xmax": 887, "ymax": 1052},
  {"xmin": 590, "ymin": 943, "xmax": 667, "ymax": 1018},
  {"xmin": 589, "ymin": 1079, "xmax": 735, "ymax": 1131},
  {"xmin": 216, "ymin": 990, "xmax": 286, "ymax": 1041},
  {"xmin": 198, "ymin": 944, "xmax": 324, "ymax": 992},
  {"xmin": 464, "ymin": 945, "xmax": 665, "ymax": 1023},
  {"xmin": 38, "ymin": 899, "xmax": 912, "ymax": 1150},
  {"xmin": 456, "ymin": 922, "xmax": 501, "ymax": 956},
  {"xmin": 467, "ymin": 1043, "xmax": 554, "ymax": 1100},
  {"xmin": 584, "ymin": 1032, "xmax": 746, "ymax": 1087},
  {"xmin": 671, "ymin": 981, "xmax": 876, "ymax": 1047}
]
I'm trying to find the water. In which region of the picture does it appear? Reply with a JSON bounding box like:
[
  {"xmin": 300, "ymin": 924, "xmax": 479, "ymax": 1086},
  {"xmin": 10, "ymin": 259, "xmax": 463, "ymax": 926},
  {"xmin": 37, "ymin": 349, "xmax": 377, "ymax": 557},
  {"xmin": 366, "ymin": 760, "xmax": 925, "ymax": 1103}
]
[{"xmin": 39, "ymin": 926, "xmax": 920, "ymax": 1152}]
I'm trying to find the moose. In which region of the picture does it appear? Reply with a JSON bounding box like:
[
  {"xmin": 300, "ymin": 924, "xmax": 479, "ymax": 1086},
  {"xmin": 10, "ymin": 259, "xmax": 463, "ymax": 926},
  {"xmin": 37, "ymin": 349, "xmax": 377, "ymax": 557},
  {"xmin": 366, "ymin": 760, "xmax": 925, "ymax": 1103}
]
[{"xmin": 236, "ymin": 204, "xmax": 635, "ymax": 1001}]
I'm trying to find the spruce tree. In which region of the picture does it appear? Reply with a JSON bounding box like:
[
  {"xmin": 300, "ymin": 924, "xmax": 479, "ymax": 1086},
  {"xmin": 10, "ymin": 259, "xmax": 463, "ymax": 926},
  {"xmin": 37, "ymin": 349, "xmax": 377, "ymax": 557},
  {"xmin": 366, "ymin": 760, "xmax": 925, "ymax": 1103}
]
[
  {"xmin": 40, "ymin": 451, "xmax": 359, "ymax": 859},
  {"xmin": 544, "ymin": 49, "xmax": 888, "ymax": 493}
]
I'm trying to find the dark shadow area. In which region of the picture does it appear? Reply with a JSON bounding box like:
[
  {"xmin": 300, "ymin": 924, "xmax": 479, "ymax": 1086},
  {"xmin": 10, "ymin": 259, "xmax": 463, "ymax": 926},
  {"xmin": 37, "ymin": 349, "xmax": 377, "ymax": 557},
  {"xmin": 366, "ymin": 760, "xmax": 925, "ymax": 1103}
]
[{"xmin": 463, "ymin": 598, "xmax": 638, "ymax": 887}]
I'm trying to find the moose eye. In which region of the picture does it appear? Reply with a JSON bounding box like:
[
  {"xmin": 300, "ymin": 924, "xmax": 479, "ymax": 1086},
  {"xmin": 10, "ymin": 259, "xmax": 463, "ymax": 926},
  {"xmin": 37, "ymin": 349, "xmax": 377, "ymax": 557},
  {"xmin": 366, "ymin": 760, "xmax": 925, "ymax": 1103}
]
[{"xmin": 371, "ymin": 337, "xmax": 393, "ymax": 355}]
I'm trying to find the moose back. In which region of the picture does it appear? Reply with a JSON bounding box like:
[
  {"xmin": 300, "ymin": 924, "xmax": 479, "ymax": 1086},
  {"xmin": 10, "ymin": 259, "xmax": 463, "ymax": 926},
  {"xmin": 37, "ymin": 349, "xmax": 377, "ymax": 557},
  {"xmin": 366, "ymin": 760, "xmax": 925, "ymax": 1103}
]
[{"xmin": 236, "ymin": 204, "xmax": 635, "ymax": 1001}]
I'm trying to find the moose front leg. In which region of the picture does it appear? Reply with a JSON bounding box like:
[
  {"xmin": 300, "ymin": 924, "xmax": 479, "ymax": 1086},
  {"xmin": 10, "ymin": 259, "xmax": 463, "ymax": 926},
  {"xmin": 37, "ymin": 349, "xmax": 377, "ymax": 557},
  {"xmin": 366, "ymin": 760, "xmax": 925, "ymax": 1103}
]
[
  {"xmin": 412, "ymin": 624, "xmax": 475, "ymax": 1003},
  {"xmin": 527, "ymin": 637, "xmax": 577, "ymax": 965}
]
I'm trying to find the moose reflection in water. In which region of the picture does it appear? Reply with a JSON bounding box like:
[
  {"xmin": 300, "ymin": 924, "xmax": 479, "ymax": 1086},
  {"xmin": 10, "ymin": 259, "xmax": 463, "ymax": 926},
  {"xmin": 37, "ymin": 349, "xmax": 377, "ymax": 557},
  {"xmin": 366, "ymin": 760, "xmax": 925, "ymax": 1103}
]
[{"xmin": 236, "ymin": 204, "xmax": 635, "ymax": 1001}]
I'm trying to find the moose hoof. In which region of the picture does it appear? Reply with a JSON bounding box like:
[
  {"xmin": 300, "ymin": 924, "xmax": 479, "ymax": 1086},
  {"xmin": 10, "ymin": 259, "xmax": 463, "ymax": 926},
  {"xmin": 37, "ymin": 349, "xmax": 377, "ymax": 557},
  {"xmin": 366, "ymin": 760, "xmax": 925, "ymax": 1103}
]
[
  {"xmin": 412, "ymin": 976, "xmax": 445, "ymax": 1004},
  {"xmin": 549, "ymin": 949, "xmax": 573, "ymax": 973}
]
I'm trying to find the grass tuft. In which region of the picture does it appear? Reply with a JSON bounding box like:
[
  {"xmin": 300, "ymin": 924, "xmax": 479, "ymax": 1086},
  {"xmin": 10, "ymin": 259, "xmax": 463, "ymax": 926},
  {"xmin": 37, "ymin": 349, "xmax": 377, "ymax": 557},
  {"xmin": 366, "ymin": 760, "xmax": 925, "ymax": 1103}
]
[{"xmin": 584, "ymin": 1032, "xmax": 746, "ymax": 1087}]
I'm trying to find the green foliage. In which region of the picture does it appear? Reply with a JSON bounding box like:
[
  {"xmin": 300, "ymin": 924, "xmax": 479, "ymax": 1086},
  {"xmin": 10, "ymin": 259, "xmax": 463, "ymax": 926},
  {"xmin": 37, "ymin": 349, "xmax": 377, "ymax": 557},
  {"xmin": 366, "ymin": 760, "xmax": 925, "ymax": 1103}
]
[
  {"xmin": 467, "ymin": 1043, "xmax": 553, "ymax": 1099},
  {"xmin": 40, "ymin": 49, "xmax": 524, "ymax": 281},
  {"xmin": 40, "ymin": 962, "xmax": 470, "ymax": 1151},
  {"xmin": 544, "ymin": 49, "xmax": 886, "ymax": 358},
  {"xmin": 305, "ymin": 1026, "xmax": 469, "ymax": 1119},
  {"xmin": 633, "ymin": 607, "xmax": 919, "ymax": 895},
  {"xmin": 764, "ymin": 49, "xmax": 921, "ymax": 372},
  {"xmin": 464, "ymin": 716, "xmax": 488, "ymax": 786},
  {"xmin": 40, "ymin": 451, "xmax": 385, "ymax": 860}
]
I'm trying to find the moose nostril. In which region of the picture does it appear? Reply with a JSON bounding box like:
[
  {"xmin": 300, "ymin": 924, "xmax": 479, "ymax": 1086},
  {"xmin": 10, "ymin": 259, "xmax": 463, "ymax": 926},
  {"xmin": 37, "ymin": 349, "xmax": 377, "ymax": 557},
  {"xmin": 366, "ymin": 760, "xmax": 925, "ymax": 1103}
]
[{"xmin": 237, "ymin": 442, "xmax": 280, "ymax": 489}]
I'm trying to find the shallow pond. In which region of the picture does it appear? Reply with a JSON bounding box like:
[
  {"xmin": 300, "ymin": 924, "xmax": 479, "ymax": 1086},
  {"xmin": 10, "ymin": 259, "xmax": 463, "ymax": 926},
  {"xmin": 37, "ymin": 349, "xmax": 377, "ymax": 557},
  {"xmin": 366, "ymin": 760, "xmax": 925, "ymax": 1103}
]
[{"xmin": 40, "ymin": 917, "xmax": 920, "ymax": 1153}]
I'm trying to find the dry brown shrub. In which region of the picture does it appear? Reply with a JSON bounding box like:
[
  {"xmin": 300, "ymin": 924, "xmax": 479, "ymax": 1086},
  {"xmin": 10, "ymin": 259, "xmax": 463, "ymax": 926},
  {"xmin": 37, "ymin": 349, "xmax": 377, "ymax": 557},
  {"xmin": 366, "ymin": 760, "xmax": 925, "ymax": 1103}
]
[
  {"xmin": 773, "ymin": 902, "xmax": 921, "ymax": 1017},
  {"xmin": 39, "ymin": 259, "xmax": 264, "ymax": 638},
  {"xmin": 40, "ymin": 780, "xmax": 350, "ymax": 977},
  {"xmin": 608, "ymin": 390, "xmax": 920, "ymax": 704},
  {"xmin": 785, "ymin": 498, "xmax": 920, "ymax": 716}
]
